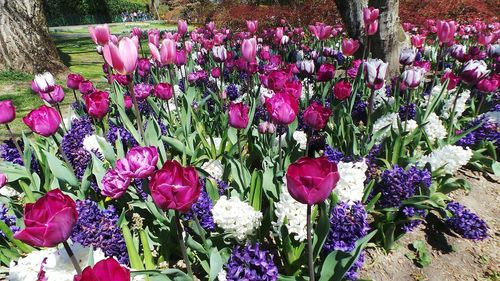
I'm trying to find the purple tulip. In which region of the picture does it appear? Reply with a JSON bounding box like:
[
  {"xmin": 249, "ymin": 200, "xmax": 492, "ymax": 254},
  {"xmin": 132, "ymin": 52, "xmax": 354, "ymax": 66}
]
[
  {"xmin": 23, "ymin": 105, "xmax": 61, "ymax": 137},
  {"xmin": 101, "ymin": 168, "xmax": 131, "ymax": 199},
  {"xmin": 118, "ymin": 146, "xmax": 159, "ymax": 179}
]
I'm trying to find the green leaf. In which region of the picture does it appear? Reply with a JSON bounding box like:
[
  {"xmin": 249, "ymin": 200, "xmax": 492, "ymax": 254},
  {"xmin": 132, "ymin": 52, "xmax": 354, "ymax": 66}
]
[
  {"xmin": 313, "ymin": 203, "xmax": 330, "ymax": 261},
  {"xmin": 209, "ymin": 248, "xmax": 223, "ymax": 281},
  {"xmin": 121, "ymin": 223, "xmax": 145, "ymax": 270},
  {"xmin": 492, "ymin": 162, "xmax": 500, "ymax": 176},
  {"xmin": 42, "ymin": 150, "xmax": 78, "ymax": 186},
  {"xmin": 249, "ymin": 170, "xmax": 263, "ymax": 211}
]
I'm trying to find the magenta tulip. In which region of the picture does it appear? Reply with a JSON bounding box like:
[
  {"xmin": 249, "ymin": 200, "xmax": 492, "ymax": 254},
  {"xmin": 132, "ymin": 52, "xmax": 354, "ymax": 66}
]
[
  {"xmin": 148, "ymin": 29, "xmax": 160, "ymax": 47},
  {"xmin": 79, "ymin": 80, "xmax": 95, "ymax": 95},
  {"xmin": 154, "ymin": 82, "xmax": 174, "ymax": 100},
  {"xmin": 66, "ymin": 73, "xmax": 84, "ymax": 90},
  {"xmin": 118, "ymin": 146, "xmax": 159, "ymax": 179},
  {"xmin": 137, "ymin": 58, "xmax": 151, "ymax": 77},
  {"xmin": 247, "ymin": 20, "xmax": 258, "ymax": 33},
  {"xmin": 476, "ymin": 77, "xmax": 499, "ymax": 93},
  {"xmin": 178, "ymin": 20, "xmax": 188, "ymax": 36},
  {"xmin": 0, "ymin": 173, "xmax": 7, "ymax": 188},
  {"xmin": 39, "ymin": 85, "xmax": 65, "ymax": 104},
  {"xmin": 23, "ymin": 105, "xmax": 61, "ymax": 137},
  {"xmin": 228, "ymin": 102, "xmax": 250, "ymax": 129},
  {"xmin": 436, "ymin": 21, "xmax": 456, "ymax": 44},
  {"xmin": 316, "ymin": 63, "xmax": 336, "ymax": 82},
  {"xmin": 303, "ymin": 102, "xmax": 332, "ymax": 130},
  {"xmin": 411, "ymin": 34, "xmax": 426, "ymax": 48},
  {"xmin": 75, "ymin": 257, "xmax": 130, "ymax": 281},
  {"xmin": 14, "ymin": 189, "xmax": 77, "ymax": 247},
  {"xmin": 341, "ymin": 38, "xmax": 360, "ymax": 56},
  {"xmin": 89, "ymin": 24, "xmax": 110, "ymax": 46},
  {"xmin": 149, "ymin": 39, "xmax": 177, "ymax": 65},
  {"xmin": 101, "ymin": 168, "xmax": 131, "ymax": 199},
  {"xmin": 0, "ymin": 100, "xmax": 16, "ymax": 124},
  {"xmin": 286, "ymin": 157, "xmax": 340, "ymax": 205},
  {"xmin": 460, "ymin": 60, "xmax": 489, "ymax": 85},
  {"xmin": 103, "ymin": 37, "xmax": 138, "ymax": 75},
  {"xmin": 84, "ymin": 91, "xmax": 109, "ymax": 119},
  {"xmin": 363, "ymin": 7, "xmax": 379, "ymax": 25},
  {"xmin": 241, "ymin": 38, "xmax": 257, "ymax": 62},
  {"xmin": 149, "ymin": 160, "xmax": 202, "ymax": 212},
  {"xmin": 308, "ymin": 23, "xmax": 333, "ymax": 40},
  {"xmin": 333, "ymin": 80, "xmax": 352, "ymax": 101},
  {"xmin": 366, "ymin": 21, "xmax": 379, "ymax": 35},
  {"xmin": 134, "ymin": 83, "xmax": 154, "ymax": 100},
  {"xmin": 265, "ymin": 92, "xmax": 299, "ymax": 125},
  {"xmin": 266, "ymin": 70, "xmax": 289, "ymax": 91}
]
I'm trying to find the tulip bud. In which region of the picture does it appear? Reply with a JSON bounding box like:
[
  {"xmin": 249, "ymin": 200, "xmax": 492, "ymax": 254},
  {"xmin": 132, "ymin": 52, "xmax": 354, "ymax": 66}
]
[
  {"xmin": 23, "ymin": 105, "xmax": 61, "ymax": 137},
  {"xmin": 103, "ymin": 37, "xmax": 138, "ymax": 75},
  {"xmin": 79, "ymin": 80, "xmax": 95, "ymax": 95},
  {"xmin": 212, "ymin": 45, "xmax": 228, "ymax": 62},
  {"xmin": 363, "ymin": 7, "xmax": 379, "ymax": 25},
  {"xmin": 333, "ymin": 80, "xmax": 352, "ymax": 101},
  {"xmin": 299, "ymin": 60, "xmax": 315, "ymax": 74},
  {"xmin": 178, "ymin": 20, "xmax": 188, "ymax": 36},
  {"xmin": 228, "ymin": 102, "xmax": 250, "ymax": 129},
  {"xmin": 487, "ymin": 44, "xmax": 500, "ymax": 58},
  {"xmin": 366, "ymin": 21, "xmax": 379, "ymax": 35},
  {"xmin": 137, "ymin": 58, "xmax": 151, "ymax": 77},
  {"xmin": 0, "ymin": 100, "xmax": 16, "ymax": 124},
  {"xmin": 246, "ymin": 20, "xmax": 258, "ymax": 33},
  {"xmin": 89, "ymin": 24, "xmax": 110, "ymax": 46},
  {"xmin": 341, "ymin": 38, "xmax": 360, "ymax": 56},
  {"xmin": 364, "ymin": 58, "xmax": 388, "ymax": 90},
  {"xmin": 66, "ymin": 73, "xmax": 84, "ymax": 90},
  {"xmin": 124, "ymin": 96, "xmax": 133, "ymax": 110},
  {"xmin": 84, "ymin": 91, "xmax": 110, "ymax": 119},
  {"xmin": 0, "ymin": 173, "xmax": 6, "ymax": 188},
  {"xmin": 211, "ymin": 67, "xmax": 221, "ymax": 78},
  {"xmin": 154, "ymin": 82, "xmax": 173, "ymax": 101},
  {"xmin": 33, "ymin": 72, "xmax": 55, "ymax": 93},
  {"xmin": 436, "ymin": 20, "xmax": 456, "ymax": 44},
  {"xmin": 308, "ymin": 23, "xmax": 333, "ymax": 40},
  {"xmin": 399, "ymin": 48, "xmax": 416, "ymax": 65},
  {"xmin": 241, "ymin": 38, "xmax": 257, "ymax": 62},
  {"xmin": 402, "ymin": 67, "xmax": 425, "ymax": 88},
  {"xmin": 441, "ymin": 70, "xmax": 461, "ymax": 90}
]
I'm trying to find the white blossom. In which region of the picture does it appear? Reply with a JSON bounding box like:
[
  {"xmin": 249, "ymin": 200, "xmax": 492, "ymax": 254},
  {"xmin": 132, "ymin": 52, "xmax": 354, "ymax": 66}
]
[
  {"xmin": 273, "ymin": 181, "xmax": 307, "ymax": 241},
  {"xmin": 424, "ymin": 113, "xmax": 447, "ymax": 142},
  {"xmin": 293, "ymin": 131, "xmax": 308, "ymax": 150},
  {"xmin": 201, "ymin": 159, "xmax": 224, "ymax": 179},
  {"xmin": 441, "ymin": 90, "xmax": 470, "ymax": 121},
  {"xmin": 82, "ymin": 134, "xmax": 107, "ymax": 154},
  {"xmin": 373, "ymin": 85, "xmax": 395, "ymax": 109},
  {"xmin": 418, "ymin": 144, "xmax": 473, "ymax": 174},
  {"xmin": 335, "ymin": 160, "xmax": 368, "ymax": 204},
  {"xmin": 372, "ymin": 113, "xmax": 399, "ymax": 139},
  {"xmin": 212, "ymin": 196, "xmax": 262, "ymax": 241},
  {"xmin": 217, "ymin": 269, "xmax": 227, "ymax": 281}
]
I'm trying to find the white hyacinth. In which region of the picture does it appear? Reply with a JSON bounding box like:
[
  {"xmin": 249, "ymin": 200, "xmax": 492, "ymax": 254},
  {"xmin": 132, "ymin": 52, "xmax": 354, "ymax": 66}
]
[
  {"xmin": 423, "ymin": 113, "xmax": 447, "ymax": 142},
  {"xmin": 212, "ymin": 196, "xmax": 262, "ymax": 241},
  {"xmin": 82, "ymin": 134, "xmax": 107, "ymax": 154},
  {"xmin": 441, "ymin": 90, "xmax": 470, "ymax": 121},
  {"xmin": 201, "ymin": 159, "xmax": 224, "ymax": 180},
  {"xmin": 9, "ymin": 243, "xmax": 105, "ymax": 281},
  {"xmin": 217, "ymin": 269, "xmax": 228, "ymax": 281},
  {"xmin": 418, "ymin": 144, "xmax": 473, "ymax": 174},
  {"xmin": 273, "ymin": 181, "xmax": 307, "ymax": 241},
  {"xmin": 293, "ymin": 130, "xmax": 308, "ymax": 150},
  {"xmin": 335, "ymin": 160, "xmax": 369, "ymax": 204},
  {"xmin": 373, "ymin": 85, "xmax": 395, "ymax": 109},
  {"xmin": 372, "ymin": 113, "xmax": 399, "ymax": 139}
]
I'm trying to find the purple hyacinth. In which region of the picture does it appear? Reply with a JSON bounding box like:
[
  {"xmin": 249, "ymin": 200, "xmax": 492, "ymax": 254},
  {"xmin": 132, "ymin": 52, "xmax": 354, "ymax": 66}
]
[
  {"xmin": 1, "ymin": 140, "xmax": 40, "ymax": 172},
  {"xmin": 178, "ymin": 79, "xmax": 185, "ymax": 93},
  {"xmin": 374, "ymin": 165, "xmax": 431, "ymax": 208},
  {"xmin": 457, "ymin": 114, "xmax": 500, "ymax": 151},
  {"xmin": 365, "ymin": 144, "xmax": 382, "ymax": 180},
  {"xmin": 106, "ymin": 120, "xmax": 139, "ymax": 148},
  {"xmin": 344, "ymin": 252, "xmax": 365, "ymax": 281},
  {"xmin": 224, "ymin": 243, "xmax": 278, "ymax": 281},
  {"xmin": 0, "ymin": 204, "xmax": 19, "ymax": 238},
  {"xmin": 71, "ymin": 200, "xmax": 129, "ymax": 264},
  {"xmin": 184, "ymin": 180, "xmax": 215, "ymax": 231},
  {"xmin": 324, "ymin": 201, "xmax": 370, "ymax": 253},
  {"xmin": 61, "ymin": 116, "xmax": 94, "ymax": 179},
  {"xmin": 226, "ymin": 84, "xmax": 240, "ymax": 101},
  {"xmin": 216, "ymin": 179, "xmax": 229, "ymax": 195},
  {"xmin": 399, "ymin": 103, "xmax": 417, "ymax": 121},
  {"xmin": 445, "ymin": 201, "xmax": 489, "ymax": 240},
  {"xmin": 352, "ymin": 99, "xmax": 368, "ymax": 123},
  {"xmin": 401, "ymin": 206, "xmax": 427, "ymax": 233},
  {"xmin": 324, "ymin": 146, "xmax": 345, "ymax": 164}
]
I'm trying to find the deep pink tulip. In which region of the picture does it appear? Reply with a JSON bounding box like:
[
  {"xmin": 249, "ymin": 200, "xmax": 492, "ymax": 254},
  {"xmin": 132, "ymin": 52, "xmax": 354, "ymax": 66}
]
[
  {"xmin": 79, "ymin": 80, "xmax": 95, "ymax": 95},
  {"xmin": 0, "ymin": 173, "xmax": 6, "ymax": 188},
  {"xmin": 436, "ymin": 21, "xmax": 456, "ymax": 44},
  {"xmin": 282, "ymin": 80, "xmax": 302, "ymax": 100},
  {"xmin": 134, "ymin": 83, "xmax": 154, "ymax": 100},
  {"xmin": 333, "ymin": 80, "xmax": 352, "ymax": 101},
  {"xmin": 211, "ymin": 67, "xmax": 221, "ymax": 78},
  {"xmin": 286, "ymin": 157, "xmax": 340, "ymax": 205},
  {"xmin": 241, "ymin": 38, "xmax": 257, "ymax": 62},
  {"xmin": 206, "ymin": 21, "xmax": 215, "ymax": 33},
  {"xmin": 363, "ymin": 7, "xmax": 379, "ymax": 25},
  {"xmin": 103, "ymin": 37, "xmax": 138, "ymax": 75},
  {"xmin": 137, "ymin": 58, "xmax": 151, "ymax": 77},
  {"xmin": 476, "ymin": 77, "xmax": 499, "ymax": 93},
  {"xmin": 303, "ymin": 102, "xmax": 332, "ymax": 130},
  {"xmin": 124, "ymin": 96, "xmax": 133, "ymax": 110},
  {"xmin": 247, "ymin": 20, "xmax": 258, "ymax": 33},
  {"xmin": 316, "ymin": 63, "xmax": 336, "ymax": 82},
  {"xmin": 101, "ymin": 168, "xmax": 131, "ymax": 199},
  {"xmin": 23, "ymin": 105, "xmax": 61, "ymax": 137},
  {"xmin": 411, "ymin": 34, "xmax": 426, "ymax": 48},
  {"xmin": 0, "ymin": 100, "xmax": 16, "ymax": 124},
  {"xmin": 441, "ymin": 71, "xmax": 461, "ymax": 90},
  {"xmin": 178, "ymin": 20, "xmax": 188, "ymax": 36},
  {"xmin": 149, "ymin": 160, "xmax": 202, "ymax": 212},
  {"xmin": 149, "ymin": 39, "xmax": 176, "ymax": 65},
  {"xmin": 477, "ymin": 33, "xmax": 493, "ymax": 46},
  {"xmin": 266, "ymin": 70, "xmax": 289, "ymax": 91},
  {"xmin": 113, "ymin": 74, "xmax": 130, "ymax": 86},
  {"xmin": 89, "ymin": 24, "xmax": 110, "ymax": 46},
  {"xmin": 84, "ymin": 91, "xmax": 109, "ymax": 119},
  {"xmin": 341, "ymin": 38, "xmax": 360, "ymax": 56},
  {"xmin": 66, "ymin": 73, "xmax": 84, "ymax": 90},
  {"xmin": 366, "ymin": 21, "xmax": 379, "ymax": 35},
  {"xmin": 39, "ymin": 85, "xmax": 65, "ymax": 104},
  {"xmin": 228, "ymin": 102, "xmax": 250, "ymax": 129},
  {"xmin": 131, "ymin": 27, "xmax": 142, "ymax": 38},
  {"xmin": 308, "ymin": 23, "xmax": 333, "ymax": 40},
  {"xmin": 175, "ymin": 50, "xmax": 187, "ymax": 66},
  {"xmin": 154, "ymin": 82, "xmax": 173, "ymax": 101},
  {"xmin": 14, "ymin": 189, "xmax": 77, "ymax": 247},
  {"xmin": 74, "ymin": 257, "xmax": 130, "ymax": 281},
  {"xmin": 265, "ymin": 92, "xmax": 299, "ymax": 125},
  {"xmin": 119, "ymin": 146, "xmax": 159, "ymax": 179}
]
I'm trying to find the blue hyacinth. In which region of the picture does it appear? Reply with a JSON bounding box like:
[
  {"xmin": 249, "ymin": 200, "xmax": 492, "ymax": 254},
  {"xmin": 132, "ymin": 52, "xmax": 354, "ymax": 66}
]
[
  {"xmin": 445, "ymin": 201, "xmax": 488, "ymax": 241},
  {"xmin": 224, "ymin": 243, "xmax": 278, "ymax": 281}
]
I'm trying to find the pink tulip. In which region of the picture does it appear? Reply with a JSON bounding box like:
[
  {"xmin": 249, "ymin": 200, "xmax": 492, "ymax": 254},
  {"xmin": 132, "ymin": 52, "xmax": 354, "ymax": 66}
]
[
  {"xmin": 0, "ymin": 173, "xmax": 6, "ymax": 188},
  {"xmin": 275, "ymin": 27, "xmax": 284, "ymax": 42},
  {"xmin": 185, "ymin": 41, "xmax": 193, "ymax": 53},
  {"xmin": 89, "ymin": 24, "xmax": 110, "ymax": 46},
  {"xmin": 75, "ymin": 257, "xmax": 130, "ymax": 281},
  {"xmin": 149, "ymin": 160, "xmax": 202, "ymax": 212},
  {"xmin": 84, "ymin": 91, "xmax": 109, "ymax": 119},
  {"xmin": 476, "ymin": 77, "xmax": 499, "ymax": 93},
  {"xmin": 175, "ymin": 50, "xmax": 187, "ymax": 66},
  {"xmin": 303, "ymin": 102, "xmax": 332, "ymax": 130},
  {"xmin": 118, "ymin": 146, "xmax": 159, "ymax": 179},
  {"xmin": 411, "ymin": 34, "xmax": 426, "ymax": 48},
  {"xmin": 342, "ymin": 38, "xmax": 360, "ymax": 56},
  {"xmin": 206, "ymin": 21, "xmax": 216, "ymax": 33},
  {"xmin": 477, "ymin": 33, "xmax": 493, "ymax": 46},
  {"xmin": 103, "ymin": 37, "xmax": 138, "ymax": 75},
  {"xmin": 309, "ymin": 23, "xmax": 333, "ymax": 40},
  {"xmin": 23, "ymin": 105, "xmax": 61, "ymax": 137},
  {"xmin": 441, "ymin": 71, "xmax": 461, "ymax": 90},
  {"xmin": 366, "ymin": 21, "xmax": 379, "ymax": 35},
  {"xmin": 211, "ymin": 67, "xmax": 221, "ymax": 78},
  {"xmin": 228, "ymin": 102, "xmax": 250, "ymax": 129},
  {"xmin": 131, "ymin": 27, "xmax": 142, "ymax": 38},
  {"xmin": 286, "ymin": 157, "xmax": 340, "ymax": 205},
  {"xmin": 266, "ymin": 70, "xmax": 289, "ymax": 91},
  {"xmin": 333, "ymin": 80, "xmax": 352, "ymax": 101},
  {"xmin": 436, "ymin": 21, "xmax": 456, "ymax": 44},
  {"xmin": 265, "ymin": 92, "xmax": 299, "ymax": 125},
  {"xmin": 241, "ymin": 38, "xmax": 257, "ymax": 62},
  {"xmin": 79, "ymin": 80, "xmax": 95, "ymax": 95},
  {"xmin": 178, "ymin": 20, "xmax": 188, "ymax": 35},
  {"xmin": 149, "ymin": 39, "xmax": 177, "ymax": 65},
  {"xmin": 247, "ymin": 20, "xmax": 258, "ymax": 33},
  {"xmin": 363, "ymin": 7, "xmax": 379, "ymax": 25},
  {"xmin": 0, "ymin": 100, "xmax": 16, "ymax": 124},
  {"xmin": 316, "ymin": 63, "xmax": 336, "ymax": 82},
  {"xmin": 14, "ymin": 189, "xmax": 77, "ymax": 247},
  {"xmin": 39, "ymin": 85, "xmax": 65, "ymax": 104},
  {"xmin": 148, "ymin": 29, "xmax": 160, "ymax": 47},
  {"xmin": 154, "ymin": 83, "xmax": 173, "ymax": 101},
  {"xmin": 101, "ymin": 168, "xmax": 131, "ymax": 199},
  {"xmin": 66, "ymin": 73, "xmax": 84, "ymax": 90}
]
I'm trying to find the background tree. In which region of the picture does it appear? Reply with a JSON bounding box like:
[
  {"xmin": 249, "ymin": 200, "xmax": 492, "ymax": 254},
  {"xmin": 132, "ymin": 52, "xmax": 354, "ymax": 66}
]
[
  {"xmin": 0, "ymin": 0, "xmax": 66, "ymax": 74},
  {"xmin": 335, "ymin": 0, "xmax": 407, "ymax": 74}
]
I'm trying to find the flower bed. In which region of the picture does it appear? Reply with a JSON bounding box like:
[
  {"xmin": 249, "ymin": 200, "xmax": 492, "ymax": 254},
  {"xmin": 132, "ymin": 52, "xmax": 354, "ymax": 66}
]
[{"xmin": 0, "ymin": 11, "xmax": 499, "ymax": 281}]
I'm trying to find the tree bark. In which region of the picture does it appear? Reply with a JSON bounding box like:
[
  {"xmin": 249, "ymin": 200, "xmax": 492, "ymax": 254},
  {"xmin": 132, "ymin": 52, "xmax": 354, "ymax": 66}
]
[
  {"xmin": 334, "ymin": 0, "xmax": 408, "ymax": 75},
  {"xmin": 0, "ymin": 0, "xmax": 67, "ymax": 74}
]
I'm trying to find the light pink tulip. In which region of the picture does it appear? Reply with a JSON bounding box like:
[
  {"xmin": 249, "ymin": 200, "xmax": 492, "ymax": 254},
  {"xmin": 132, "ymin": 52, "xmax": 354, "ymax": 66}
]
[
  {"xmin": 241, "ymin": 38, "xmax": 257, "ymax": 62},
  {"xmin": 89, "ymin": 24, "xmax": 110, "ymax": 46},
  {"xmin": 103, "ymin": 37, "xmax": 138, "ymax": 75},
  {"xmin": 149, "ymin": 39, "xmax": 177, "ymax": 65}
]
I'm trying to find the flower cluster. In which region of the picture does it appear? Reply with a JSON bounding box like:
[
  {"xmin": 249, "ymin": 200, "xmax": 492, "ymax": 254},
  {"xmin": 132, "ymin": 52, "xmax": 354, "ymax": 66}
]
[
  {"xmin": 212, "ymin": 196, "xmax": 263, "ymax": 241},
  {"xmin": 335, "ymin": 160, "xmax": 369, "ymax": 204},
  {"xmin": 222, "ymin": 243, "xmax": 278, "ymax": 281},
  {"xmin": 445, "ymin": 201, "xmax": 489, "ymax": 240},
  {"xmin": 418, "ymin": 144, "xmax": 473, "ymax": 174},
  {"xmin": 61, "ymin": 116, "xmax": 94, "ymax": 179},
  {"xmin": 0, "ymin": 204, "xmax": 19, "ymax": 238},
  {"xmin": 273, "ymin": 184, "xmax": 307, "ymax": 241}
]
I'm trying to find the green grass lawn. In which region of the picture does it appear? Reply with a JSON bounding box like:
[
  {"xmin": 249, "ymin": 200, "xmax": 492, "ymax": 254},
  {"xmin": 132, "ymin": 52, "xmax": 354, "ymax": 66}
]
[{"xmin": 0, "ymin": 21, "xmax": 176, "ymax": 139}]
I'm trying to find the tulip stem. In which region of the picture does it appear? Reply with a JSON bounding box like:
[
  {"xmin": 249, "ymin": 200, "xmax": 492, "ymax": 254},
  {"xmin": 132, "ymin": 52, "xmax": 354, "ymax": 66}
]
[
  {"xmin": 278, "ymin": 131, "xmax": 283, "ymax": 170},
  {"xmin": 307, "ymin": 204, "xmax": 315, "ymax": 281},
  {"xmin": 72, "ymin": 89, "xmax": 81, "ymax": 112},
  {"xmin": 5, "ymin": 124, "xmax": 24, "ymax": 160},
  {"xmin": 128, "ymin": 79, "xmax": 145, "ymax": 141},
  {"xmin": 476, "ymin": 94, "xmax": 485, "ymax": 116},
  {"xmin": 63, "ymin": 241, "xmax": 82, "ymax": 275},
  {"xmin": 174, "ymin": 211, "xmax": 193, "ymax": 279},
  {"xmin": 237, "ymin": 130, "xmax": 246, "ymax": 188},
  {"xmin": 56, "ymin": 103, "xmax": 67, "ymax": 133}
]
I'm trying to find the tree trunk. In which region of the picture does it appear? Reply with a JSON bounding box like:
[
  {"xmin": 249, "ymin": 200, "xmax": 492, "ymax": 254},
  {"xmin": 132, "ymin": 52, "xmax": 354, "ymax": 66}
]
[
  {"xmin": 334, "ymin": 0, "xmax": 408, "ymax": 75},
  {"xmin": 0, "ymin": 0, "xmax": 67, "ymax": 74}
]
